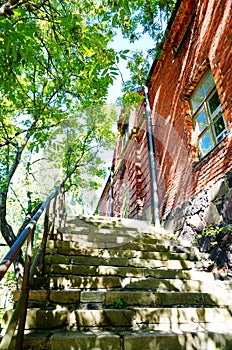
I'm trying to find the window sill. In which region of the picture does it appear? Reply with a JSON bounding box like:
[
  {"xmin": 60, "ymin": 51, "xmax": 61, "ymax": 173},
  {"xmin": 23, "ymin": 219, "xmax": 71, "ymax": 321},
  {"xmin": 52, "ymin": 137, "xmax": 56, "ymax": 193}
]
[{"xmin": 192, "ymin": 133, "xmax": 229, "ymax": 171}]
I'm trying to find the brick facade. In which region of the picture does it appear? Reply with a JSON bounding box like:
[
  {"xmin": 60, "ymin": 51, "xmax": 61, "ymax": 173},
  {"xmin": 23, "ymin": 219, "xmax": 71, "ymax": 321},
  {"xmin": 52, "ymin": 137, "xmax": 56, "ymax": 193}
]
[{"xmin": 97, "ymin": 0, "xmax": 232, "ymax": 235}]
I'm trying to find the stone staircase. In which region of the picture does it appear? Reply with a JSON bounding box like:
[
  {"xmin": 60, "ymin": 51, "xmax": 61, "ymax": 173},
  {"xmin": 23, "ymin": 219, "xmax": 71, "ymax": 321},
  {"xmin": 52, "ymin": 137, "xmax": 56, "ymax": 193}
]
[{"xmin": 2, "ymin": 216, "xmax": 232, "ymax": 349}]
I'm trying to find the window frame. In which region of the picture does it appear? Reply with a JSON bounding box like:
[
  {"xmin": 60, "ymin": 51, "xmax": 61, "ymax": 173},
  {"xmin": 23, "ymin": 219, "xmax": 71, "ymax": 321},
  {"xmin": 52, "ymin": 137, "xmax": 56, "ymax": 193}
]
[{"xmin": 190, "ymin": 71, "xmax": 227, "ymax": 158}]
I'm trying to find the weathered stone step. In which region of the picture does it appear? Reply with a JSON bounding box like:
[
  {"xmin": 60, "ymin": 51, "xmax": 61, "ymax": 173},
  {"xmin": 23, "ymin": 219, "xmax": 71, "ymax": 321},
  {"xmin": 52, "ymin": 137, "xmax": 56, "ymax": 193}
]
[
  {"xmin": 63, "ymin": 215, "xmax": 159, "ymax": 233},
  {"xmin": 17, "ymin": 331, "xmax": 122, "ymax": 350},
  {"xmin": 124, "ymin": 277, "xmax": 232, "ymax": 292},
  {"xmin": 4, "ymin": 307, "xmax": 232, "ymax": 332},
  {"xmin": 47, "ymin": 264, "xmax": 144, "ymax": 277},
  {"xmin": 45, "ymin": 240, "xmax": 195, "ymax": 256},
  {"xmin": 126, "ymin": 239, "xmax": 192, "ymax": 250},
  {"xmin": 31, "ymin": 276, "xmax": 122, "ymax": 290},
  {"xmin": 123, "ymin": 331, "xmax": 232, "ymax": 350},
  {"xmin": 128, "ymin": 258, "xmax": 194, "ymax": 269},
  {"xmin": 8, "ymin": 330, "xmax": 232, "ymax": 350},
  {"xmin": 44, "ymin": 250, "xmax": 195, "ymax": 266},
  {"xmin": 47, "ymin": 236, "xmax": 182, "ymax": 249},
  {"xmin": 134, "ymin": 307, "xmax": 232, "ymax": 326},
  {"xmin": 144, "ymin": 268, "xmax": 215, "ymax": 280},
  {"xmin": 46, "ymin": 224, "xmax": 183, "ymax": 247},
  {"xmin": 45, "ymin": 259, "xmax": 195, "ymax": 277},
  {"xmin": 105, "ymin": 291, "xmax": 232, "ymax": 307},
  {"xmin": 3, "ymin": 308, "xmax": 134, "ymax": 330},
  {"xmin": 13, "ymin": 290, "xmax": 232, "ymax": 308},
  {"xmin": 45, "ymin": 255, "xmax": 129, "ymax": 266},
  {"xmin": 31, "ymin": 275, "xmax": 231, "ymax": 292},
  {"xmin": 55, "ymin": 231, "xmax": 135, "ymax": 244}
]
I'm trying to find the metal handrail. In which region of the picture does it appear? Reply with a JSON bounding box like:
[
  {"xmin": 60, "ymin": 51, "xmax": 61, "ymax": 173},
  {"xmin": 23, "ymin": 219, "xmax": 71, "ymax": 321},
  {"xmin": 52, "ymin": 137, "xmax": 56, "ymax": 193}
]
[{"xmin": 0, "ymin": 182, "xmax": 66, "ymax": 350}]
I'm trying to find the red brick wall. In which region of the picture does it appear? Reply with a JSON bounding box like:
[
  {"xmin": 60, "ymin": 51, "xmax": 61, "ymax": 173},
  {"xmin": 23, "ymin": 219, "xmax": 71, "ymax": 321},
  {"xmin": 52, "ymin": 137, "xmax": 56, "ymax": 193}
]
[
  {"xmin": 97, "ymin": 179, "xmax": 111, "ymax": 216},
  {"xmin": 149, "ymin": 0, "xmax": 232, "ymax": 218},
  {"xmin": 112, "ymin": 113, "xmax": 152, "ymax": 219},
  {"xmin": 98, "ymin": 0, "xmax": 232, "ymax": 226}
]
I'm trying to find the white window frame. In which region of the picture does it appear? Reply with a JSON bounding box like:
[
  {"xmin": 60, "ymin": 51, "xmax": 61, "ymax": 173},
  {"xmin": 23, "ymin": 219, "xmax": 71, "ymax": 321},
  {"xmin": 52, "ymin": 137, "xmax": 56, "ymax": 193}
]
[{"xmin": 190, "ymin": 70, "xmax": 227, "ymax": 158}]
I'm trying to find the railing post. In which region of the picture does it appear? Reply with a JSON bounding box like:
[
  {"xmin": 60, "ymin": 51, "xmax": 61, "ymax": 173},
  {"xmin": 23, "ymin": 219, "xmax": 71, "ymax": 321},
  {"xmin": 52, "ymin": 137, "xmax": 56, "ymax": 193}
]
[
  {"xmin": 58, "ymin": 183, "xmax": 66, "ymax": 229},
  {"xmin": 15, "ymin": 226, "xmax": 35, "ymax": 350},
  {"xmin": 41, "ymin": 206, "xmax": 50, "ymax": 276}
]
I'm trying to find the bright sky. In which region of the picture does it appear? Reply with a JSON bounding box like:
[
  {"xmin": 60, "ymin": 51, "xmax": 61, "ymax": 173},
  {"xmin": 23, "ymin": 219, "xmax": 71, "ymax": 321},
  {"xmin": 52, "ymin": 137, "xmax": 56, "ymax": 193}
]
[{"xmin": 107, "ymin": 31, "xmax": 155, "ymax": 102}]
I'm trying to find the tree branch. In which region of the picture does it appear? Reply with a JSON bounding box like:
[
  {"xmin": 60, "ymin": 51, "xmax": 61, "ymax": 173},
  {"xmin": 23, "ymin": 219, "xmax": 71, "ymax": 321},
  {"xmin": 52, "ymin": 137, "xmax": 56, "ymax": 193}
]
[
  {"xmin": 63, "ymin": 129, "xmax": 95, "ymax": 183},
  {"xmin": 0, "ymin": 117, "xmax": 68, "ymax": 147},
  {"xmin": 0, "ymin": 0, "xmax": 29, "ymax": 16},
  {"xmin": 10, "ymin": 185, "xmax": 27, "ymax": 215}
]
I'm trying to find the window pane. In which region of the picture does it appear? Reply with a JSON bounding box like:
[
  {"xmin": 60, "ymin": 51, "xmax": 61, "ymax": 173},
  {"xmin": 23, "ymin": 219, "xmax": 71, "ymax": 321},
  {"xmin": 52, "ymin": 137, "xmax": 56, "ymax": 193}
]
[
  {"xmin": 214, "ymin": 115, "xmax": 226, "ymax": 137},
  {"xmin": 208, "ymin": 90, "xmax": 220, "ymax": 115},
  {"xmin": 199, "ymin": 129, "xmax": 214, "ymax": 156},
  {"xmin": 202, "ymin": 71, "xmax": 215, "ymax": 97},
  {"xmin": 190, "ymin": 70, "xmax": 225, "ymax": 159},
  {"xmin": 191, "ymin": 87, "xmax": 205, "ymax": 112},
  {"xmin": 196, "ymin": 109, "xmax": 208, "ymax": 134}
]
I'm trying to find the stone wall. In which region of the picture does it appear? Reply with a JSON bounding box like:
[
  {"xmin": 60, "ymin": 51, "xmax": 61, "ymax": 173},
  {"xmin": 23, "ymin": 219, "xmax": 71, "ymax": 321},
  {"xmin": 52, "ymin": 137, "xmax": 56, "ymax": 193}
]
[{"xmin": 164, "ymin": 172, "xmax": 232, "ymax": 239}]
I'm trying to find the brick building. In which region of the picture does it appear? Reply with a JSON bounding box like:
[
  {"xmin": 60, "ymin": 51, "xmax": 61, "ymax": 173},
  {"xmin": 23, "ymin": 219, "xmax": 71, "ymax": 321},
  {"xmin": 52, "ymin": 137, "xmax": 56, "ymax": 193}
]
[{"xmin": 97, "ymin": 0, "xmax": 232, "ymax": 236}]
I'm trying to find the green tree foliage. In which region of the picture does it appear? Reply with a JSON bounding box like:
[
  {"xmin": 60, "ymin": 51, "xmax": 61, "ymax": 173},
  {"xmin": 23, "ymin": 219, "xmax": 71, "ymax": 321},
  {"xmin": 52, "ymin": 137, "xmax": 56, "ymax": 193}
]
[
  {"xmin": 107, "ymin": 0, "xmax": 176, "ymax": 41},
  {"xmin": 0, "ymin": 1, "xmax": 120, "ymax": 274},
  {"xmin": 111, "ymin": 0, "xmax": 177, "ymax": 102}
]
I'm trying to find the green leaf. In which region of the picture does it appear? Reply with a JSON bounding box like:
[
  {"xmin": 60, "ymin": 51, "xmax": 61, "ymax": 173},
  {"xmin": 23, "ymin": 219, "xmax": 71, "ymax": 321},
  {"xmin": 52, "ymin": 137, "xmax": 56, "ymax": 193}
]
[
  {"xmin": 123, "ymin": 0, "xmax": 131, "ymax": 14},
  {"xmin": 112, "ymin": 13, "xmax": 118, "ymax": 26}
]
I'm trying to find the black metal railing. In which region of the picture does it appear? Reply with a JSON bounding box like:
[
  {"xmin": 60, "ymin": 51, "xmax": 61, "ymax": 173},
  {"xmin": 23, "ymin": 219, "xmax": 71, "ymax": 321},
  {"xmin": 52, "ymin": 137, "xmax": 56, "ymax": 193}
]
[{"xmin": 0, "ymin": 183, "xmax": 66, "ymax": 350}]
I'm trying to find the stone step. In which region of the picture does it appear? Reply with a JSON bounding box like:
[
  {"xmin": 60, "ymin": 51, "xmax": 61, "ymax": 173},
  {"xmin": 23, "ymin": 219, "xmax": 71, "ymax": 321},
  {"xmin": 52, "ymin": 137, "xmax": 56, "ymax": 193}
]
[
  {"xmin": 45, "ymin": 240, "xmax": 195, "ymax": 256},
  {"xmin": 46, "ymin": 264, "xmax": 144, "ymax": 277},
  {"xmin": 124, "ymin": 277, "xmax": 232, "ymax": 292},
  {"xmin": 47, "ymin": 236, "xmax": 182, "ymax": 249},
  {"xmin": 3, "ymin": 307, "xmax": 232, "ymax": 332},
  {"xmin": 105, "ymin": 291, "xmax": 232, "ymax": 307},
  {"xmin": 3, "ymin": 308, "xmax": 134, "ymax": 330},
  {"xmin": 46, "ymin": 225, "xmax": 183, "ymax": 247},
  {"xmin": 45, "ymin": 259, "xmax": 195, "ymax": 277},
  {"xmin": 13, "ymin": 290, "xmax": 232, "ymax": 308},
  {"xmin": 128, "ymin": 258, "xmax": 194, "ymax": 269},
  {"xmin": 63, "ymin": 215, "xmax": 159, "ymax": 233},
  {"xmin": 18, "ymin": 331, "xmax": 122, "ymax": 350},
  {"xmin": 54, "ymin": 231, "xmax": 135, "ymax": 244},
  {"xmin": 58, "ymin": 225, "xmax": 139, "ymax": 234},
  {"xmin": 45, "ymin": 255, "xmax": 129, "ymax": 266},
  {"xmin": 31, "ymin": 275, "xmax": 231, "ymax": 292},
  {"xmin": 144, "ymin": 268, "xmax": 216, "ymax": 281},
  {"xmin": 31, "ymin": 276, "xmax": 122, "ymax": 290},
  {"xmin": 7, "ymin": 330, "xmax": 232, "ymax": 350},
  {"xmin": 134, "ymin": 307, "xmax": 232, "ymax": 326},
  {"xmin": 44, "ymin": 250, "xmax": 195, "ymax": 266},
  {"xmin": 116, "ymin": 240, "xmax": 194, "ymax": 251},
  {"xmin": 123, "ymin": 331, "xmax": 232, "ymax": 350}
]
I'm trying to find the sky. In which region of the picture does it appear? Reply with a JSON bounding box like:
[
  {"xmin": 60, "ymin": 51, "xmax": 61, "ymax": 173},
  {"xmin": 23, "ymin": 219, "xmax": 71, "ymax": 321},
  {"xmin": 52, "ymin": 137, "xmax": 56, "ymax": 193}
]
[{"xmin": 107, "ymin": 31, "xmax": 155, "ymax": 102}]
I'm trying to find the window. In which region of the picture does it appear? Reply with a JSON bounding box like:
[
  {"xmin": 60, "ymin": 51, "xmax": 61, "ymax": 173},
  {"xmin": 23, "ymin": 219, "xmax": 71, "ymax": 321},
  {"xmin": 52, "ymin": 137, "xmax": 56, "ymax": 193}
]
[
  {"xmin": 190, "ymin": 70, "xmax": 227, "ymax": 158},
  {"xmin": 122, "ymin": 122, "xmax": 129, "ymax": 149}
]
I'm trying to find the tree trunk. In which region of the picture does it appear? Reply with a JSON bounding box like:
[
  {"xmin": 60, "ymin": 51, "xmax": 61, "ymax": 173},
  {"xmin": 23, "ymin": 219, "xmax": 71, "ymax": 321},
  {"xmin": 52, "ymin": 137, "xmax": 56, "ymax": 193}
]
[{"xmin": 0, "ymin": 191, "xmax": 24, "ymax": 285}]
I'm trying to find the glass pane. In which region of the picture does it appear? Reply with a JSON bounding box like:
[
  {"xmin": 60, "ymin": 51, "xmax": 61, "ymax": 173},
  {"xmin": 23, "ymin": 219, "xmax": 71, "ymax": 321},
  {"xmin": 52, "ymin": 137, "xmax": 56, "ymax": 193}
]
[
  {"xmin": 199, "ymin": 129, "xmax": 214, "ymax": 156},
  {"xmin": 208, "ymin": 90, "xmax": 220, "ymax": 115},
  {"xmin": 191, "ymin": 87, "xmax": 205, "ymax": 112},
  {"xmin": 196, "ymin": 109, "xmax": 208, "ymax": 134},
  {"xmin": 190, "ymin": 71, "xmax": 215, "ymax": 113},
  {"xmin": 214, "ymin": 115, "xmax": 226, "ymax": 137},
  {"xmin": 202, "ymin": 71, "xmax": 215, "ymax": 97}
]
